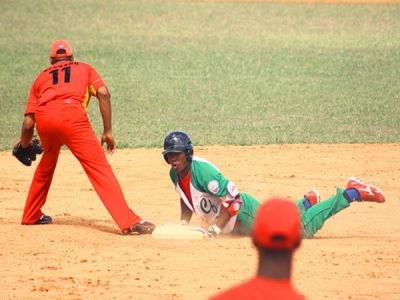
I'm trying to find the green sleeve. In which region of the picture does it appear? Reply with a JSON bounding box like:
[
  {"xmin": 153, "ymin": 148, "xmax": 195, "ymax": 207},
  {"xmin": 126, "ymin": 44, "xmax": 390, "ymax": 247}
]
[{"xmin": 191, "ymin": 160, "xmax": 230, "ymax": 197}]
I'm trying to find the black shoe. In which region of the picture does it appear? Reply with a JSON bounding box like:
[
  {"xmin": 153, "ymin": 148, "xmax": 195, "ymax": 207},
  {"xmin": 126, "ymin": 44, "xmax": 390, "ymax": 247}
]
[
  {"xmin": 35, "ymin": 214, "xmax": 52, "ymax": 225},
  {"xmin": 123, "ymin": 220, "xmax": 155, "ymax": 235}
]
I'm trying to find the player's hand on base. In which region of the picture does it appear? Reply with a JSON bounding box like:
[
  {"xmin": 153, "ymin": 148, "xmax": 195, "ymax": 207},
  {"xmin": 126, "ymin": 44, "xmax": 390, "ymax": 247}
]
[{"xmin": 202, "ymin": 224, "xmax": 222, "ymax": 238}]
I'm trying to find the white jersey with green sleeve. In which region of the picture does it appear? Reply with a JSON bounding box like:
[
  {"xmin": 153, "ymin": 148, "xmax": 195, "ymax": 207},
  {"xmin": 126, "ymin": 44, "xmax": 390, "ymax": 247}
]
[{"xmin": 169, "ymin": 156, "xmax": 240, "ymax": 233}]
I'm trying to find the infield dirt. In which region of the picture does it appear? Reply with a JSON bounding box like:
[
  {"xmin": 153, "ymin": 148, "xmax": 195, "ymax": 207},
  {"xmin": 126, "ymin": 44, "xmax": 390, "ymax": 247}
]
[{"xmin": 1, "ymin": 144, "xmax": 399, "ymax": 299}]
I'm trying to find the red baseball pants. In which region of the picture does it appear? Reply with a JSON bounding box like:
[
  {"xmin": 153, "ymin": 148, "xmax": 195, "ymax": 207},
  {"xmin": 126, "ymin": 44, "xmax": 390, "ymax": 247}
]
[{"xmin": 21, "ymin": 100, "xmax": 141, "ymax": 231}]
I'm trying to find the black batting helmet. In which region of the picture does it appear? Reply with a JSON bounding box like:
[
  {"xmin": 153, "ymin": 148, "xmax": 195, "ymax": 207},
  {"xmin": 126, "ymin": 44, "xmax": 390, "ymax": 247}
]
[{"xmin": 162, "ymin": 131, "xmax": 194, "ymax": 163}]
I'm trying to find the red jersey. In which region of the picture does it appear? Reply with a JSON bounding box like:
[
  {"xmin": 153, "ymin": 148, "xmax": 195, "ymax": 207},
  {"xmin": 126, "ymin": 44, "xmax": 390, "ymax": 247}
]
[
  {"xmin": 25, "ymin": 61, "xmax": 105, "ymax": 115},
  {"xmin": 209, "ymin": 276, "xmax": 305, "ymax": 300},
  {"xmin": 178, "ymin": 171, "xmax": 193, "ymax": 205}
]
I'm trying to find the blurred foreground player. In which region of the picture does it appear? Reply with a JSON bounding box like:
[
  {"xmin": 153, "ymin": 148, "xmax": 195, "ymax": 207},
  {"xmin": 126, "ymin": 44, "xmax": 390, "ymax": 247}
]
[{"xmin": 210, "ymin": 198, "xmax": 305, "ymax": 300}]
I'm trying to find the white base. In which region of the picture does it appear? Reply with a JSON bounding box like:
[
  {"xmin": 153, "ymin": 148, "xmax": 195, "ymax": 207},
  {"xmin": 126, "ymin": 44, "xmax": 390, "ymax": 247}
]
[{"xmin": 152, "ymin": 223, "xmax": 206, "ymax": 240}]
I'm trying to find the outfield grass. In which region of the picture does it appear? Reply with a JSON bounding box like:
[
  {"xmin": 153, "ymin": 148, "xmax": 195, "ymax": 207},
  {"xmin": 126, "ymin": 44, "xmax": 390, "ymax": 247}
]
[{"xmin": 0, "ymin": 0, "xmax": 399, "ymax": 150}]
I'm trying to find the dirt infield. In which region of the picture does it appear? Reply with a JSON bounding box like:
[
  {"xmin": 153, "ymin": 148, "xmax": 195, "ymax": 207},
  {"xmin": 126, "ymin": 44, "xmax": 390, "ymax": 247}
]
[{"xmin": 1, "ymin": 144, "xmax": 399, "ymax": 300}]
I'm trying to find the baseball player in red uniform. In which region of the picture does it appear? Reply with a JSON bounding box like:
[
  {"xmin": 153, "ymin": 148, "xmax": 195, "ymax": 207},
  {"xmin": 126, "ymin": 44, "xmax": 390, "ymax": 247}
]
[
  {"xmin": 16, "ymin": 39, "xmax": 155, "ymax": 235},
  {"xmin": 209, "ymin": 197, "xmax": 306, "ymax": 300}
]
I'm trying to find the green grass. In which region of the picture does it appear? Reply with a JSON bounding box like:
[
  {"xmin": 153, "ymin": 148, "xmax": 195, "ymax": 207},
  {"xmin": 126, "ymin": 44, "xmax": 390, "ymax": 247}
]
[{"xmin": 1, "ymin": 0, "xmax": 399, "ymax": 150}]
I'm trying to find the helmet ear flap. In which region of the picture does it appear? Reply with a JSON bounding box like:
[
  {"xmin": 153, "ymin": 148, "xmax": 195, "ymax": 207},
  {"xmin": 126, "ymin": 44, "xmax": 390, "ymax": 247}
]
[
  {"xmin": 186, "ymin": 148, "xmax": 194, "ymax": 162},
  {"xmin": 163, "ymin": 153, "xmax": 169, "ymax": 163}
]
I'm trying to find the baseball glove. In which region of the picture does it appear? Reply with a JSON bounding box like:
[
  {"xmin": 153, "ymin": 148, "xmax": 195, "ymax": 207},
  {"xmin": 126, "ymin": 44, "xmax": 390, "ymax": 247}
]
[{"xmin": 12, "ymin": 138, "xmax": 43, "ymax": 166}]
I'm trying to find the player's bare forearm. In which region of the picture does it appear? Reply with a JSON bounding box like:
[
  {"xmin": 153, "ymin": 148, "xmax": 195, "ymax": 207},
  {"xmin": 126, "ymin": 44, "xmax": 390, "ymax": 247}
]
[
  {"xmin": 20, "ymin": 114, "xmax": 35, "ymax": 148},
  {"xmin": 97, "ymin": 86, "xmax": 112, "ymax": 133},
  {"xmin": 180, "ymin": 198, "xmax": 193, "ymax": 223},
  {"xmin": 97, "ymin": 86, "xmax": 116, "ymax": 153},
  {"xmin": 215, "ymin": 207, "xmax": 232, "ymax": 230}
]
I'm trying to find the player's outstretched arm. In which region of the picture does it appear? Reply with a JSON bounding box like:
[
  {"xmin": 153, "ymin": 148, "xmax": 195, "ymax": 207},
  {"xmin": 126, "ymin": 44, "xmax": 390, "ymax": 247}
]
[
  {"xmin": 19, "ymin": 114, "xmax": 35, "ymax": 148},
  {"xmin": 97, "ymin": 86, "xmax": 115, "ymax": 154},
  {"xmin": 180, "ymin": 198, "xmax": 193, "ymax": 224}
]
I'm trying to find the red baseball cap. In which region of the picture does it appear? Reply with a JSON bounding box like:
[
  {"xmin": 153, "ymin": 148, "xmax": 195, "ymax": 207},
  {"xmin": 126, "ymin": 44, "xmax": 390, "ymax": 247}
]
[
  {"xmin": 252, "ymin": 197, "xmax": 301, "ymax": 250},
  {"xmin": 49, "ymin": 39, "xmax": 73, "ymax": 58}
]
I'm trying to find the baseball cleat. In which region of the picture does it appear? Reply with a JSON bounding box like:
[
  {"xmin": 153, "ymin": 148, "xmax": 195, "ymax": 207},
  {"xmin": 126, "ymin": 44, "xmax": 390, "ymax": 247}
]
[
  {"xmin": 35, "ymin": 214, "xmax": 52, "ymax": 225},
  {"xmin": 304, "ymin": 188, "xmax": 320, "ymax": 207},
  {"xmin": 346, "ymin": 177, "xmax": 385, "ymax": 203},
  {"xmin": 123, "ymin": 220, "xmax": 156, "ymax": 235}
]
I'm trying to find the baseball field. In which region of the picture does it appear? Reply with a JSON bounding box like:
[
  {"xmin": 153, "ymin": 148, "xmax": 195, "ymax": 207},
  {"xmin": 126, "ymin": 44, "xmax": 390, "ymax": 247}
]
[{"xmin": 1, "ymin": 0, "xmax": 399, "ymax": 299}]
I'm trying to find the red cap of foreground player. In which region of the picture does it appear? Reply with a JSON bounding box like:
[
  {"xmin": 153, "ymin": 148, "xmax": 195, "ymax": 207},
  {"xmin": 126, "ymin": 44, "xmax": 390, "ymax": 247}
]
[
  {"xmin": 252, "ymin": 197, "xmax": 301, "ymax": 250},
  {"xmin": 49, "ymin": 39, "xmax": 73, "ymax": 58}
]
